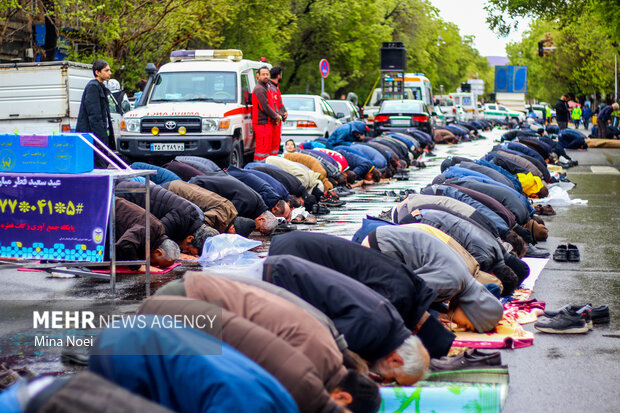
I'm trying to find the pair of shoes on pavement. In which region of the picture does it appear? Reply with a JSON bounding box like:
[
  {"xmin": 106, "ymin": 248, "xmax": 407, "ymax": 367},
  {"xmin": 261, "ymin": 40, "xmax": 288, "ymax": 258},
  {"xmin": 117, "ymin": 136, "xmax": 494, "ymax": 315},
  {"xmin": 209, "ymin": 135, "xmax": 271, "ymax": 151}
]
[
  {"xmin": 291, "ymin": 214, "xmax": 317, "ymax": 225},
  {"xmin": 544, "ymin": 304, "xmax": 610, "ymax": 325},
  {"xmin": 311, "ymin": 203, "xmax": 330, "ymax": 215},
  {"xmin": 333, "ymin": 187, "xmax": 354, "ymax": 197},
  {"xmin": 430, "ymin": 349, "xmax": 503, "ymax": 372},
  {"xmin": 535, "ymin": 304, "xmax": 609, "ymax": 333},
  {"xmin": 553, "ymin": 244, "xmax": 580, "ymax": 262},
  {"xmin": 534, "ymin": 204, "xmax": 556, "ymax": 216},
  {"xmin": 525, "ymin": 244, "xmax": 550, "ymax": 258},
  {"xmin": 272, "ymin": 221, "xmax": 297, "ymax": 234}
]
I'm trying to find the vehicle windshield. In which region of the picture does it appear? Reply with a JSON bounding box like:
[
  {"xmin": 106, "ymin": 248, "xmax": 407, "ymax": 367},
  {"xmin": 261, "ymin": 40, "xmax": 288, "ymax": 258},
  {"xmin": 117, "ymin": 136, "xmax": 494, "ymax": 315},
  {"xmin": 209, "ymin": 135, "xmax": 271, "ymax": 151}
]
[
  {"xmin": 283, "ymin": 96, "xmax": 315, "ymax": 111},
  {"xmin": 405, "ymin": 87, "xmax": 423, "ymax": 100},
  {"xmin": 149, "ymin": 71, "xmax": 237, "ymax": 103},
  {"xmin": 380, "ymin": 100, "xmax": 424, "ymax": 113}
]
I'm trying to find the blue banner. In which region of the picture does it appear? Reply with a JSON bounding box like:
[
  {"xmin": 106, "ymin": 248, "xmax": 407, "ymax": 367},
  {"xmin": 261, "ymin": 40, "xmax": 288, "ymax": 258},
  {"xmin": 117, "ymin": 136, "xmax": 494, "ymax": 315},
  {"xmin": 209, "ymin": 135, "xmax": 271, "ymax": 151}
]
[
  {"xmin": 494, "ymin": 65, "xmax": 528, "ymax": 93},
  {"xmin": 0, "ymin": 174, "xmax": 112, "ymax": 262}
]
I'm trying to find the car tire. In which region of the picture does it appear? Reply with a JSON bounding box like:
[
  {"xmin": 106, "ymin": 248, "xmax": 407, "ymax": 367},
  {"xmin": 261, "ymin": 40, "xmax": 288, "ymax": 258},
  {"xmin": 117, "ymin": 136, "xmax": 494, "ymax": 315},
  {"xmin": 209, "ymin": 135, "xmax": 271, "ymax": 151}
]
[
  {"xmin": 229, "ymin": 139, "xmax": 243, "ymax": 168},
  {"xmin": 214, "ymin": 138, "xmax": 243, "ymax": 168}
]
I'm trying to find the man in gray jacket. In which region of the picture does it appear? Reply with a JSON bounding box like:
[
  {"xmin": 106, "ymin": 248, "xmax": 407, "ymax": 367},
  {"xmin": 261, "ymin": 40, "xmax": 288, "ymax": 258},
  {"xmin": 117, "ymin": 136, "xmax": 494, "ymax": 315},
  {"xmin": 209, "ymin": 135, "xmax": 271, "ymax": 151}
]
[{"xmin": 365, "ymin": 225, "xmax": 504, "ymax": 333}]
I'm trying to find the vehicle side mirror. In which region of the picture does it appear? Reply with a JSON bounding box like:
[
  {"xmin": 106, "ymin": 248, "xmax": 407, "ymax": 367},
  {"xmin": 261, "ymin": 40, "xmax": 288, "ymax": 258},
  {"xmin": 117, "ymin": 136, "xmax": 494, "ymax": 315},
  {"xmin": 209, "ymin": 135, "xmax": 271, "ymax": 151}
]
[
  {"xmin": 431, "ymin": 112, "xmax": 437, "ymax": 116},
  {"xmin": 336, "ymin": 112, "xmax": 345, "ymax": 119},
  {"xmin": 244, "ymin": 91, "xmax": 251, "ymax": 105},
  {"xmin": 121, "ymin": 100, "xmax": 131, "ymax": 114}
]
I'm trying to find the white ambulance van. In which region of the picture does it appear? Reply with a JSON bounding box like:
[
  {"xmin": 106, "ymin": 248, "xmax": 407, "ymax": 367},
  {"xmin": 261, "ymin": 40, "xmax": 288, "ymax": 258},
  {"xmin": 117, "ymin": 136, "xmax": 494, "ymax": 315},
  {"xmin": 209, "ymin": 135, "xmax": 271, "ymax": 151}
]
[{"xmin": 118, "ymin": 50, "xmax": 267, "ymax": 166}]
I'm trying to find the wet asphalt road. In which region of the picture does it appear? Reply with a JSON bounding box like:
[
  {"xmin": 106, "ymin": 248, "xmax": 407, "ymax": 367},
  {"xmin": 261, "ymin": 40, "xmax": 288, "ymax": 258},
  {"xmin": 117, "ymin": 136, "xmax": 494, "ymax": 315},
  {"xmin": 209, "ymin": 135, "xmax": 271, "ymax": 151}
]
[{"xmin": 1, "ymin": 129, "xmax": 619, "ymax": 411}]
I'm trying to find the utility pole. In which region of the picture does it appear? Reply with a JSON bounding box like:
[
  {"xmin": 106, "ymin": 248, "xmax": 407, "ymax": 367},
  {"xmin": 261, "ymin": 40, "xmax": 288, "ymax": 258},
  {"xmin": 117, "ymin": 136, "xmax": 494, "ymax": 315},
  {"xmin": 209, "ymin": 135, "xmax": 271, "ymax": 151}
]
[
  {"xmin": 612, "ymin": 42, "xmax": 618, "ymax": 101},
  {"xmin": 615, "ymin": 52, "xmax": 618, "ymax": 101}
]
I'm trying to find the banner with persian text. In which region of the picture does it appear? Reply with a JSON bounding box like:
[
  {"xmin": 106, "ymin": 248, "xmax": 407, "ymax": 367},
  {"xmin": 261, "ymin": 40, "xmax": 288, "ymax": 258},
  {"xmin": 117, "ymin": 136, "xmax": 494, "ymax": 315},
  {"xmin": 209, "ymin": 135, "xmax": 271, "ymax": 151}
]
[{"xmin": 0, "ymin": 174, "xmax": 112, "ymax": 262}]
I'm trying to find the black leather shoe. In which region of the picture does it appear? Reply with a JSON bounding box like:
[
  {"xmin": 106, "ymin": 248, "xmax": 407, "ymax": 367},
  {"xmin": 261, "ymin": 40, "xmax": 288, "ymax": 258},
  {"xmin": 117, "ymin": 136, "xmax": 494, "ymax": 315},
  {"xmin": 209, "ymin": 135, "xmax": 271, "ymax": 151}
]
[
  {"xmin": 553, "ymin": 244, "xmax": 568, "ymax": 262},
  {"xmin": 272, "ymin": 222, "xmax": 297, "ymax": 234},
  {"xmin": 567, "ymin": 244, "xmax": 580, "ymax": 262},
  {"xmin": 430, "ymin": 349, "xmax": 502, "ymax": 372},
  {"xmin": 311, "ymin": 204, "xmax": 330, "ymax": 215}
]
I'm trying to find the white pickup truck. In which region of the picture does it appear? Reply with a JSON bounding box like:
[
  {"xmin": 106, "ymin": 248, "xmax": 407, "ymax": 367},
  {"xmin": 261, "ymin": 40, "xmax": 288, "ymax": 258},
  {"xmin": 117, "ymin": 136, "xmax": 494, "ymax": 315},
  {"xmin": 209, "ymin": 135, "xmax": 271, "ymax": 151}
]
[
  {"xmin": 118, "ymin": 49, "xmax": 266, "ymax": 167},
  {"xmin": 483, "ymin": 103, "xmax": 525, "ymax": 122},
  {"xmin": 0, "ymin": 61, "xmax": 122, "ymax": 136}
]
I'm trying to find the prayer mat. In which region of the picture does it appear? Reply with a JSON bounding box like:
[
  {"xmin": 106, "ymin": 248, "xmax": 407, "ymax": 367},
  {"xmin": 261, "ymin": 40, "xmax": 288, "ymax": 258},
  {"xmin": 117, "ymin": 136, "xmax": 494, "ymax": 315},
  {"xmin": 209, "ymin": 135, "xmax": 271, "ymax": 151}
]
[
  {"xmin": 92, "ymin": 263, "xmax": 181, "ymax": 274},
  {"xmin": 585, "ymin": 138, "xmax": 620, "ymax": 148},
  {"xmin": 18, "ymin": 262, "xmax": 181, "ymax": 274}
]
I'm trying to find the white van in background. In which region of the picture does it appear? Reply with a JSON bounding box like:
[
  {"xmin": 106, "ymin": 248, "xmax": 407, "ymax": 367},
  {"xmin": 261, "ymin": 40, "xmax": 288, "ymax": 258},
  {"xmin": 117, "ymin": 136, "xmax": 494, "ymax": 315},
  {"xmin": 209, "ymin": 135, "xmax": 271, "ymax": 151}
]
[{"xmin": 0, "ymin": 61, "xmax": 123, "ymax": 137}]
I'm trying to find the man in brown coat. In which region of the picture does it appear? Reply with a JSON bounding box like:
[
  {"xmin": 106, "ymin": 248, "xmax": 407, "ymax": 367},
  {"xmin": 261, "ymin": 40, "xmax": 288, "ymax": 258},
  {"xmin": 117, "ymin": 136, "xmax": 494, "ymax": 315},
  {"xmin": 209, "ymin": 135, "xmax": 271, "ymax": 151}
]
[
  {"xmin": 139, "ymin": 296, "xmax": 345, "ymax": 413},
  {"xmin": 155, "ymin": 273, "xmax": 381, "ymax": 412},
  {"xmin": 162, "ymin": 181, "xmax": 237, "ymax": 233}
]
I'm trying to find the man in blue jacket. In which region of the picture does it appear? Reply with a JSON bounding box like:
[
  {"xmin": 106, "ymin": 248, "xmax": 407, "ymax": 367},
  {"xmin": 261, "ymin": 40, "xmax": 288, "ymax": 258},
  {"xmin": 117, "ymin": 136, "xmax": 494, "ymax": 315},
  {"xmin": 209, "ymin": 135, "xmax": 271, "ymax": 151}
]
[
  {"xmin": 225, "ymin": 166, "xmax": 292, "ymax": 221},
  {"xmin": 596, "ymin": 102, "xmax": 619, "ymax": 138},
  {"xmin": 89, "ymin": 316, "xmax": 299, "ymax": 413},
  {"xmin": 327, "ymin": 121, "xmax": 368, "ymax": 148}
]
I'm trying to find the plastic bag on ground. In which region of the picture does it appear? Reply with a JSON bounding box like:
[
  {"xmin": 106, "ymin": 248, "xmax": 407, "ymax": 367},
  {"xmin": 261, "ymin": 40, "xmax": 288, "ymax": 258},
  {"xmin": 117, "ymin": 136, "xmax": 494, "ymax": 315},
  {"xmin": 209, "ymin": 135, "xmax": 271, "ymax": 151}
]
[
  {"xmin": 198, "ymin": 234, "xmax": 261, "ymax": 264},
  {"xmin": 535, "ymin": 185, "xmax": 587, "ymax": 206}
]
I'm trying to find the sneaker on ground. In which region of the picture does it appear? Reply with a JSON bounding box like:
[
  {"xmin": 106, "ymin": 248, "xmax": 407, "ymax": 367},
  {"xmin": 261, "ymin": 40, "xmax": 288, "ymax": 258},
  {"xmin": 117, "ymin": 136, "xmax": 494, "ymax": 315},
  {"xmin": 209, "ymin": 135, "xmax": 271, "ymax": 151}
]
[
  {"xmin": 534, "ymin": 312, "xmax": 589, "ymax": 334},
  {"xmin": 333, "ymin": 187, "xmax": 354, "ymax": 197},
  {"xmin": 544, "ymin": 304, "xmax": 609, "ymax": 324},
  {"xmin": 320, "ymin": 198, "xmax": 346, "ymax": 207}
]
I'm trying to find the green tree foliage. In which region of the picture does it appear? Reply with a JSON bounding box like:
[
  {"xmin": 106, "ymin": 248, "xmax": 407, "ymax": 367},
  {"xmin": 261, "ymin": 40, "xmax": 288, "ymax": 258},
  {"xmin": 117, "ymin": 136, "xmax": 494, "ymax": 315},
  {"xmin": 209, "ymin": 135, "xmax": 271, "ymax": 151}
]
[
  {"xmin": 505, "ymin": 12, "xmax": 616, "ymax": 102},
  {"xmin": 26, "ymin": 0, "xmax": 494, "ymax": 97},
  {"xmin": 485, "ymin": 0, "xmax": 620, "ymax": 45}
]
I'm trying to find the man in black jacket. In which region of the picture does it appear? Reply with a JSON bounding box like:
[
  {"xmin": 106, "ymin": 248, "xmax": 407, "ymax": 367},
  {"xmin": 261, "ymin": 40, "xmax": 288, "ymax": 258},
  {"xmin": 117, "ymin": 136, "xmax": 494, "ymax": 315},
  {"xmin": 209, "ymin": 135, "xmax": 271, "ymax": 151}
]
[
  {"xmin": 189, "ymin": 173, "xmax": 278, "ymax": 234},
  {"xmin": 263, "ymin": 254, "xmax": 431, "ymax": 386},
  {"xmin": 269, "ymin": 232, "xmax": 455, "ymax": 359},
  {"xmin": 554, "ymin": 93, "xmax": 571, "ymax": 130},
  {"xmin": 116, "ymin": 181, "xmax": 217, "ymax": 256},
  {"xmin": 76, "ymin": 60, "xmax": 115, "ymax": 168}
]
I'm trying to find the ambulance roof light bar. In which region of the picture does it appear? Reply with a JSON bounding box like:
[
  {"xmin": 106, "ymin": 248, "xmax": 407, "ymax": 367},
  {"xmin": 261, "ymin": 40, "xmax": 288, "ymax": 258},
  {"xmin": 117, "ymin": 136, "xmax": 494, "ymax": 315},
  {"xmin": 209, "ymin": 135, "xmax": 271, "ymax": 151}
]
[{"xmin": 170, "ymin": 49, "xmax": 243, "ymax": 62}]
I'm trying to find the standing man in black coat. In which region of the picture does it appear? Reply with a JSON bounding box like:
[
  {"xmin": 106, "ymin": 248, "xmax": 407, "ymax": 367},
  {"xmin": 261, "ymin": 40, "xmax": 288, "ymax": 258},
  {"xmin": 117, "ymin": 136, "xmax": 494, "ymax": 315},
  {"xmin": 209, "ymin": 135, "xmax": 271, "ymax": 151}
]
[
  {"xmin": 554, "ymin": 93, "xmax": 571, "ymax": 130},
  {"xmin": 76, "ymin": 60, "xmax": 115, "ymax": 168}
]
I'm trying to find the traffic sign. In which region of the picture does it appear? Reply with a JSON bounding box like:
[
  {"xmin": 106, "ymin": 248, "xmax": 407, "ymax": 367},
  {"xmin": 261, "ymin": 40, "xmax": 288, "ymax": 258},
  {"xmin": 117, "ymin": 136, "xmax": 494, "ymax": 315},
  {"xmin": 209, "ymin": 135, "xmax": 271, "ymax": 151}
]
[{"xmin": 319, "ymin": 59, "xmax": 330, "ymax": 78}]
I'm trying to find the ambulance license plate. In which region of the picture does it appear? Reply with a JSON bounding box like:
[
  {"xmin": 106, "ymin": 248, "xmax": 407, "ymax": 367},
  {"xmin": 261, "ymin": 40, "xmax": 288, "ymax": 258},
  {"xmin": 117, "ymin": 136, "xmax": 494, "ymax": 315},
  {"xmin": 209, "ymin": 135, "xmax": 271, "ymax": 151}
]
[{"xmin": 150, "ymin": 143, "xmax": 184, "ymax": 152}]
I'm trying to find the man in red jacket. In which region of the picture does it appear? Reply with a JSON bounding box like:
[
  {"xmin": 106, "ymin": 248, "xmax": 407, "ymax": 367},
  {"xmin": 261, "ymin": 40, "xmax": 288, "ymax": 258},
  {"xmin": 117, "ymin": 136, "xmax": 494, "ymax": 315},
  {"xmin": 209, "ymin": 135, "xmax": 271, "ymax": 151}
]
[
  {"xmin": 252, "ymin": 67, "xmax": 281, "ymax": 161},
  {"xmin": 269, "ymin": 66, "xmax": 288, "ymax": 156}
]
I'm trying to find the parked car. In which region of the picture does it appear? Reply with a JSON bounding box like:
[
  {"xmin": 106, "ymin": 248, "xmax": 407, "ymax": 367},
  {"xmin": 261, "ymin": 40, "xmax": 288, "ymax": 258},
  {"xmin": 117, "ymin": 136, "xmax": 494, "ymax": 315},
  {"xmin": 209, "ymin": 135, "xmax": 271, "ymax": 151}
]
[
  {"xmin": 373, "ymin": 100, "xmax": 435, "ymax": 136},
  {"xmin": 433, "ymin": 105, "xmax": 448, "ymax": 126},
  {"xmin": 326, "ymin": 99, "xmax": 362, "ymax": 124},
  {"xmin": 281, "ymin": 94, "xmax": 341, "ymax": 143},
  {"xmin": 483, "ymin": 103, "xmax": 525, "ymax": 122}
]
